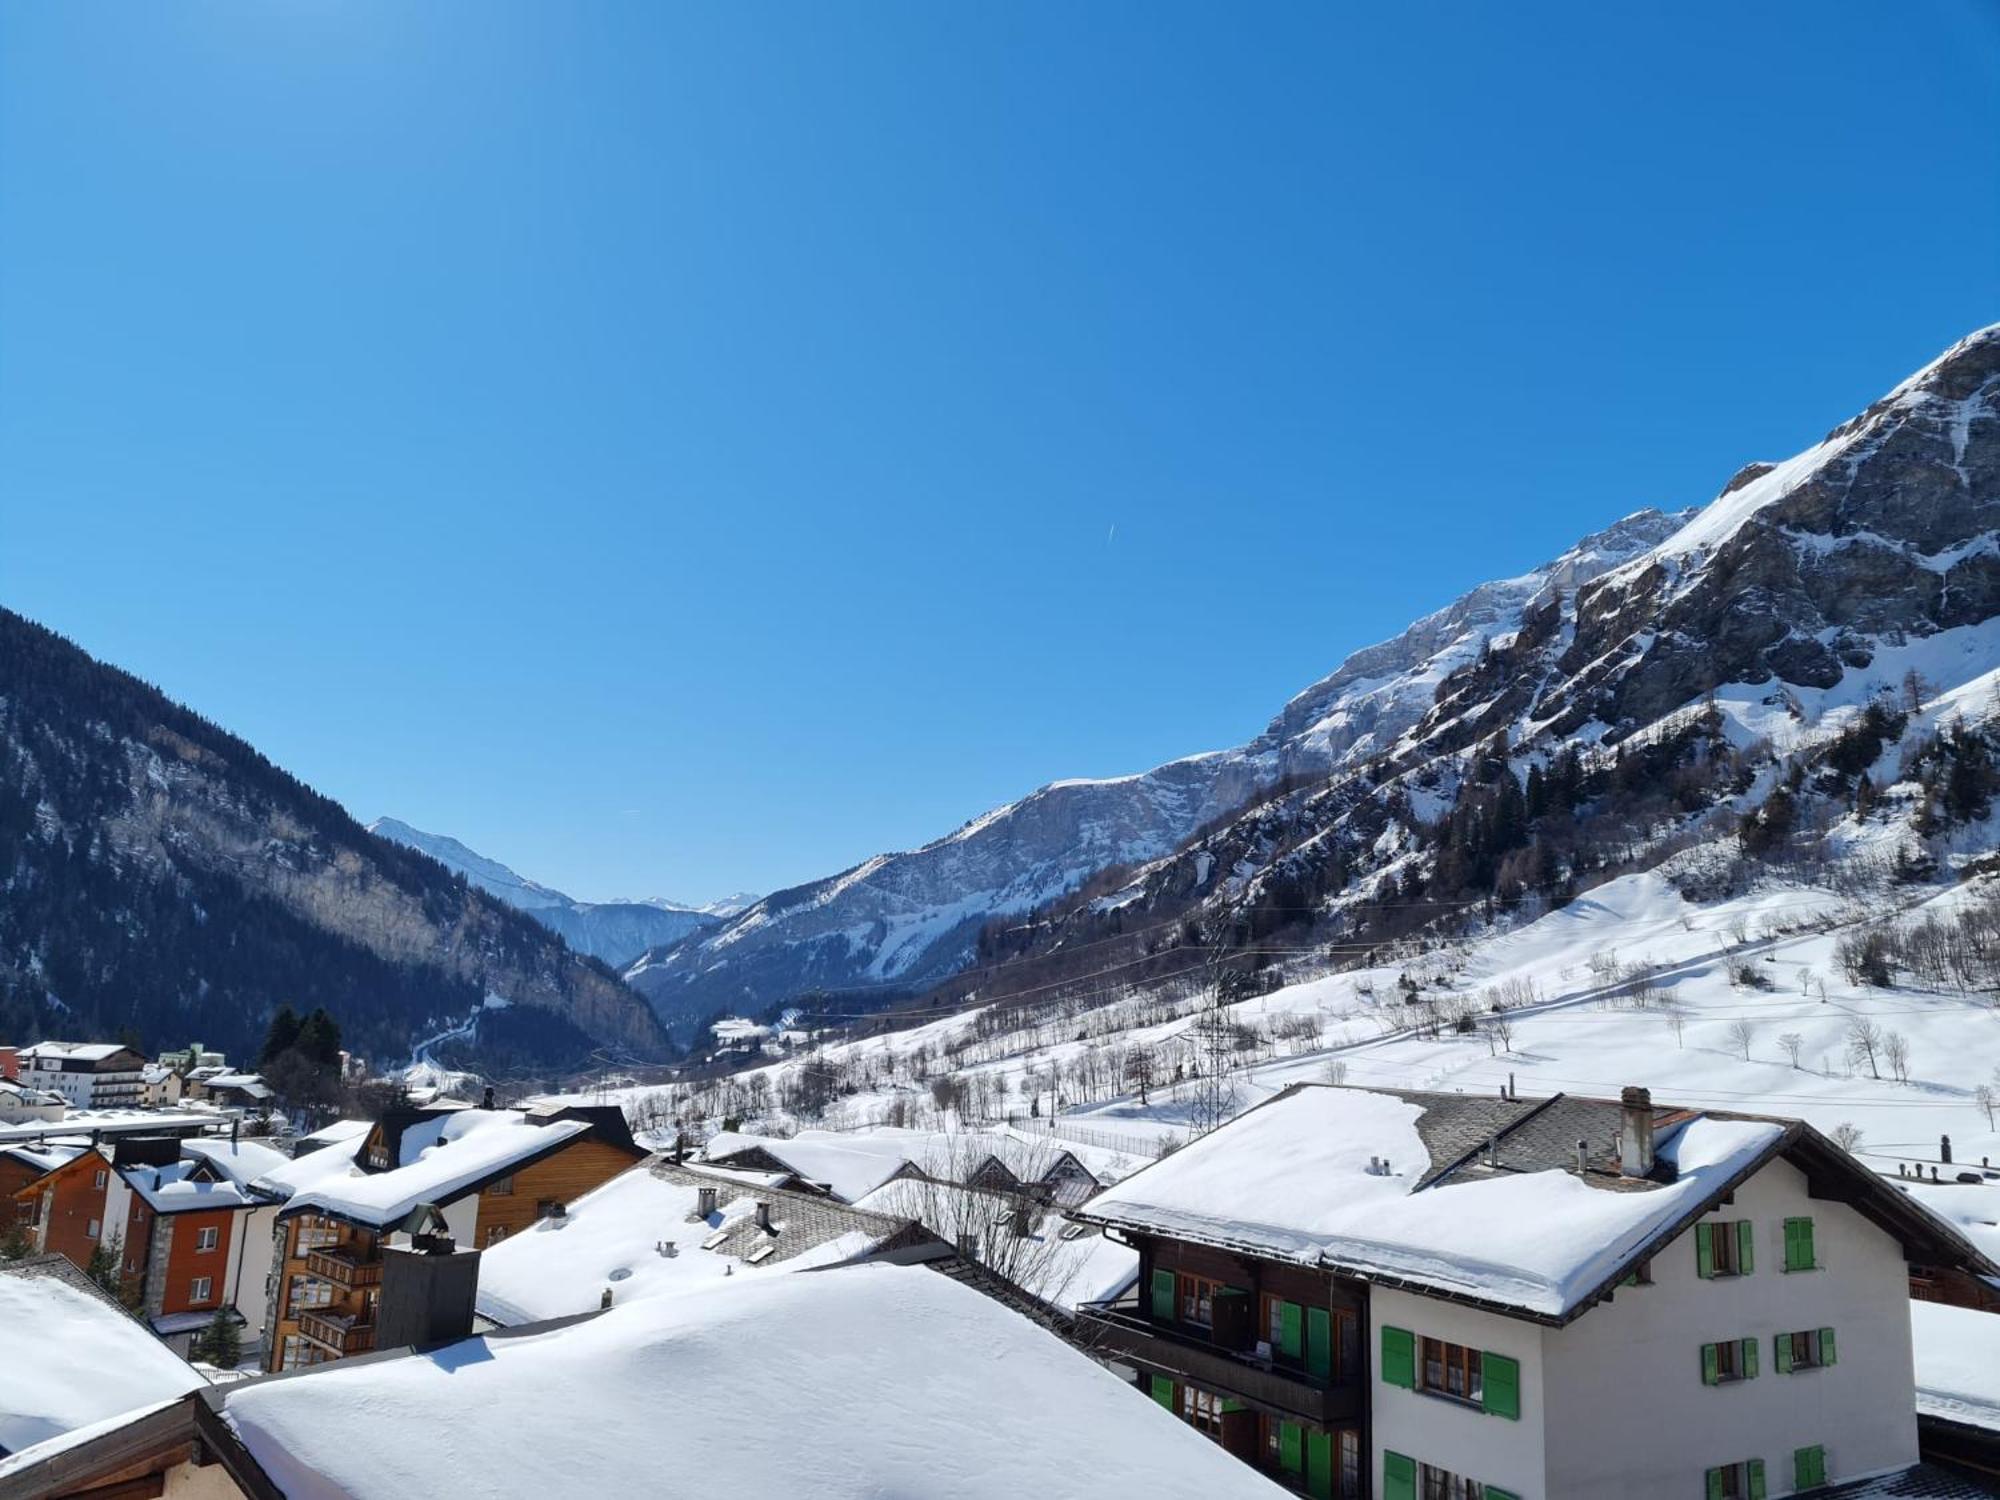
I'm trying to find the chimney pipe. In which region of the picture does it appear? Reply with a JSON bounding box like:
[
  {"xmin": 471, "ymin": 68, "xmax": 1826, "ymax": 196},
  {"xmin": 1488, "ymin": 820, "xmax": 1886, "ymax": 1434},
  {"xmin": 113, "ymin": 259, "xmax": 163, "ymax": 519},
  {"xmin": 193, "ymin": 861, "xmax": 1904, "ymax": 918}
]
[
  {"xmin": 601, "ymin": 1287, "xmax": 614, "ymax": 1310},
  {"xmin": 1508, "ymin": 1071, "xmax": 1516, "ymax": 1101},
  {"xmin": 1941, "ymin": 1135, "xmax": 1953, "ymax": 1165},
  {"xmin": 1619, "ymin": 1086, "xmax": 1655, "ymax": 1178},
  {"xmin": 697, "ymin": 1186, "xmax": 718, "ymax": 1219},
  {"xmin": 1574, "ymin": 1139, "xmax": 1590, "ymax": 1176},
  {"xmin": 482, "ymin": 1085, "xmax": 495, "ymax": 1111},
  {"xmin": 755, "ymin": 1200, "xmax": 773, "ymax": 1233}
]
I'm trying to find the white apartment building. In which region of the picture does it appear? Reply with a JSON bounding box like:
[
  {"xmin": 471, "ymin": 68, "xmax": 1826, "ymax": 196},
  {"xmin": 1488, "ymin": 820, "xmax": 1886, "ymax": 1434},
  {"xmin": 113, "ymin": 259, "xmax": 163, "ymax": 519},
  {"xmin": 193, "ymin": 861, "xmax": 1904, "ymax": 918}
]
[{"xmin": 17, "ymin": 1042, "xmax": 147, "ymax": 1110}]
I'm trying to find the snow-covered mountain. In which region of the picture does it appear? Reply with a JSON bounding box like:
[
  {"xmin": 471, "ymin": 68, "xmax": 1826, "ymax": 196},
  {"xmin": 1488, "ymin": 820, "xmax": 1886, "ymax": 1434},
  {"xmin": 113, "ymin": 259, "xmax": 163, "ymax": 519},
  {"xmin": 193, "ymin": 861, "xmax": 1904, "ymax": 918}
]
[
  {"xmin": 634, "ymin": 324, "xmax": 2000, "ymax": 1029},
  {"xmin": 367, "ymin": 818, "xmax": 748, "ymax": 968},
  {"xmin": 625, "ymin": 512, "xmax": 1689, "ymax": 1025}
]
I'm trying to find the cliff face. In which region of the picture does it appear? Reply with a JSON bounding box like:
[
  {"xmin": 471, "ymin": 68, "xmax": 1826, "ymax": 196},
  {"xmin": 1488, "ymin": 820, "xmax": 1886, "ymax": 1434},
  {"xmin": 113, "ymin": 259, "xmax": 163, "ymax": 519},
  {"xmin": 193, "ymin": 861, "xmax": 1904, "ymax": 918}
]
[{"xmin": 0, "ymin": 610, "xmax": 669, "ymax": 1063}]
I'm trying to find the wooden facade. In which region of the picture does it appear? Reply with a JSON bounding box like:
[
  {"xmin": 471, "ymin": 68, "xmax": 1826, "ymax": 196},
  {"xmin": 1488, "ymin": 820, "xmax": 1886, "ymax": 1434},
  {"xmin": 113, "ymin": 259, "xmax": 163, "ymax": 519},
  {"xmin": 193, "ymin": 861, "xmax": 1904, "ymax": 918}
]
[{"xmin": 1076, "ymin": 1231, "xmax": 1368, "ymax": 1498}]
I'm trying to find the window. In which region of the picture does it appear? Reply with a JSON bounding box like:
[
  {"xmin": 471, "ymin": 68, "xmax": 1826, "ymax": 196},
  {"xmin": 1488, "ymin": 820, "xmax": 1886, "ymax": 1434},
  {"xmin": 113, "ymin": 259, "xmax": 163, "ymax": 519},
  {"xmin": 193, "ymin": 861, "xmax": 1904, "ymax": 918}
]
[
  {"xmin": 483, "ymin": 1224, "xmax": 509, "ymax": 1248},
  {"xmin": 85, "ymin": 1217, "xmax": 100, "ymax": 1240},
  {"xmin": 287, "ymin": 1275, "xmax": 333, "ymax": 1312},
  {"xmin": 1775, "ymin": 1328, "xmax": 1836, "ymax": 1373},
  {"xmin": 1620, "ymin": 1258, "xmax": 1654, "ymax": 1287},
  {"xmin": 1783, "ymin": 1217, "xmax": 1818, "ymax": 1272},
  {"xmin": 1419, "ymin": 1336, "xmax": 1483, "ymax": 1404},
  {"xmin": 1702, "ymin": 1338, "xmax": 1758, "ymax": 1384},
  {"xmin": 93, "ymin": 1169, "xmax": 107, "ymax": 1189},
  {"xmin": 1178, "ymin": 1384, "xmax": 1227, "ymax": 1436},
  {"xmin": 1178, "ymin": 1272, "xmax": 1222, "ymax": 1328},
  {"xmin": 1339, "ymin": 1430, "xmax": 1361, "ymax": 1496},
  {"xmin": 280, "ymin": 1336, "xmax": 332, "ymax": 1371},
  {"xmin": 1793, "ymin": 1445, "xmax": 1827, "ymax": 1491},
  {"xmin": 1261, "ymin": 1293, "xmax": 1306, "ymax": 1363},
  {"xmin": 1696, "ymin": 1220, "xmax": 1753, "ymax": 1278},
  {"xmin": 1704, "ymin": 1459, "xmax": 1766, "ymax": 1499},
  {"xmin": 195, "ymin": 1225, "xmax": 219, "ymax": 1253},
  {"xmin": 1417, "ymin": 1462, "xmax": 1483, "ymax": 1500},
  {"xmin": 189, "ymin": 1276, "xmax": 213, "ymax": 1303},
  {"xmin": 294, "ymin": 1217, "xmax": 340, "ymax": 1253},
  {"xmin": 489, "ymin": 1174, "xmax": 515, "ymax": 1196}
]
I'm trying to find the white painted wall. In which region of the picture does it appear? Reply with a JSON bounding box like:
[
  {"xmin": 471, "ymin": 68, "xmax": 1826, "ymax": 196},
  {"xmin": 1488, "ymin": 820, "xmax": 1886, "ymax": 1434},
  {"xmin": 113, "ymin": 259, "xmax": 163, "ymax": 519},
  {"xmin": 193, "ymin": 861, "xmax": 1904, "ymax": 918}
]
[
  {"xmin": 228, "ymin": 1204, "xmax": 278, "ymax": 1337},
  {"xmin": 1370, "ymin": 1287, "xmax": 1547, "ymax": 1499},
  {"xmin": 1541, "ymin": 1156, "xmax": 1917, "ymax": 1500},
  {"xmin": 1370, "ymin": 1156, "xmax": 1920, "ymax": 1500}
]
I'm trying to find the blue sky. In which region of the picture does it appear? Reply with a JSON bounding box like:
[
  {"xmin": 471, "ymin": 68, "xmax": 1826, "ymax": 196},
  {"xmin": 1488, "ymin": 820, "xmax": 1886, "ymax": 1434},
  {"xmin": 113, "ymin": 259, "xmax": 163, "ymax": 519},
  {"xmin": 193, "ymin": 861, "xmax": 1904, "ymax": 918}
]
[{"xmin": 3, "ymin": 3, "xmax": 1997, "ymax": 903}]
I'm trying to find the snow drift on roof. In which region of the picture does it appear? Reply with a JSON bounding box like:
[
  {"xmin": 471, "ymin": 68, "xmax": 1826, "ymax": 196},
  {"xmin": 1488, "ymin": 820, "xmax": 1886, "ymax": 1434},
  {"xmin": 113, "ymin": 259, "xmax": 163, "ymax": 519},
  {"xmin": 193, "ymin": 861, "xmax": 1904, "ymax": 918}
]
[
  {"xmin": 1085, "ymin": 1087, "xmax": 1784, "ymax": 1317},
  {"xmin": 220, "ymin": 1264, "xmax": 1278, "ymax": 1500},
  {"xmin": 0, "ymin": 1273, "xmax": 205, "ymax": 1457},
  {"xmin": 1913, "ymin": 1299, "xmax": 2000, "ymax": 1434},
  {"xmin": 284, "ymin": 1111, "xmax": 587, "ymax": 1228}
]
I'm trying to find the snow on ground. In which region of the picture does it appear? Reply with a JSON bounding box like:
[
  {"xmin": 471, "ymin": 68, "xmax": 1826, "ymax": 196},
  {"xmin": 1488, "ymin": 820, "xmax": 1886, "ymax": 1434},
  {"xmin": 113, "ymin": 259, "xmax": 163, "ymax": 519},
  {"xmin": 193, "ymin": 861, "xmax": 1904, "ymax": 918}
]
[
  {"xmin": 0, "ymin": 1270, "xmax": 206, "ymax": 1456},
  {"xmin": 219, "ymin": 1263, "xmax": 1284, "ymax": 1500},
  {"xmin": 1912, "ymin": 1299, "xmax": 2000, "ymax": 1433}
]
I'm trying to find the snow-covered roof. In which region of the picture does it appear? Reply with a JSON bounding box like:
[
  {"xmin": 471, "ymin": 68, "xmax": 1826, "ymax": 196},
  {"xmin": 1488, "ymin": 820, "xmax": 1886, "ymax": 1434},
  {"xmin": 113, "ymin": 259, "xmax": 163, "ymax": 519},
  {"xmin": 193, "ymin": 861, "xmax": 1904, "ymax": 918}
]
[
  {"xmin": 119, "ymin": 1158, "xmax": 259, "ymax": 1215},
  {"xmin": 16, "ymin": 1042, "xmax": 132, "ymax": 1064},
  {"xmin": 699, "ymin": 1130, "xmax": 912, "ymax": 1203},
  {"xmin": 1080, "ymin": 1085, "xmax": 1788, "ymax": 1319},
  {"xmin": 217, "ymin": 1264, "xmax": 1282, "ymax": 1499},
  {"xmin": 475, "ymin": 1159, "xmax": 912, "ymax": 1326},
  {"xmin": 201, "ymin": 1072, "xmax": 272, "ymax": 1098},
  {"xmin": 1913, "ymin": 1300, "xmax": 2000, "ymax": 1434},
  {"xmin": 178, "ymin": 1136, "xmax": 292, "ymax": 1191},
  {"xmin": 0, "ymin": 1110, "xmax": 221, "ymax": 1145},
  {"xmin": 0, "ymin": 1259, "xmax": 206, "ymax": 1458},
  {"xmin": 0, "ymin": 1141, "xmax": 85, "ymax": 1178},
  {"xmin": 281, "ymin": 1110, "xmax": 591, "ymax": 1229},
  {"xmin": 296, "ymin": 1119, "xmax": 372, "ymax": 1149}
]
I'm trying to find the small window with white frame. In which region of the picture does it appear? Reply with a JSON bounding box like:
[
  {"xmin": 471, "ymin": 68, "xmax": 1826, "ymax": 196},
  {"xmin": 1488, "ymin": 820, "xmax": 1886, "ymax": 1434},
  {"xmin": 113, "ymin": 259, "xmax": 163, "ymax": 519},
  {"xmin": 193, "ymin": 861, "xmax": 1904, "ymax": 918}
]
[
  {"xmin": 189, "ymin": 1276, "xmax": 213, "ymax": 1303},
  {"xmin": 195, "ymin": 1225, "xmax": 220, "ymax": 1253}
]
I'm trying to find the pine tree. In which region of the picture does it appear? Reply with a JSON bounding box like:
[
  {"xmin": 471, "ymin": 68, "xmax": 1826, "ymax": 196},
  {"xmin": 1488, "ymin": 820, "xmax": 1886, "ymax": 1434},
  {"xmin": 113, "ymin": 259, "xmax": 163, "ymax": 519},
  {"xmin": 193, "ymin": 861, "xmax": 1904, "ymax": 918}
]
[
  {"xmin": 0, "ymin": 1219, "xmax": 31, "ymax": 1260},
  {"xmin": 260, "ymin": 1005, "xmax": 302, "ymax": 1066}
]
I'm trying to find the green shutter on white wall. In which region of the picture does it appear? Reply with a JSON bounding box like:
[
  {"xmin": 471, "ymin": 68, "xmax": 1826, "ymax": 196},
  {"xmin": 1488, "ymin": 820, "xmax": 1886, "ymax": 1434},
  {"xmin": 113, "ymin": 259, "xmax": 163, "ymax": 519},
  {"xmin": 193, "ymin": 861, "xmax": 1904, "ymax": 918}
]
[
  {"xmin": 1150, "ymin": 1268, "xmax": 1175, "ymax": 1320},
  {"xmin": 1747, "ymin": 1458, "xmax": 1766, "ymax": 1500},
  {"xmin": 1741, "ymin": 1338, "xmax": 1757, "ymax": 1380},
  {"xmin": 1736, "ymin": 1219, "xmax": 1755, "ymax": 1275},
  {"xmin": 1696, "ymin": 1222, "xmax": 1715, "ymax": 1278},
  {"xmin": 1381, "ymin": 1325, "xmax": 1415, "ymax": 1388},
  {"xmin": 1383, "ymin": 1452, "xmax": 1416, "ymax": 1500},
  {"xmin": 1483, "ymin": 1352, "xmax": 1521, "ymax": 1418},
  {"xmin": 1701, "ymin": 1342, "xmax": 1720, "ymax": 1385},
  {"xmin": 1820, "ymin": 1327, "xmax": 1836, "ymax": 1365}
]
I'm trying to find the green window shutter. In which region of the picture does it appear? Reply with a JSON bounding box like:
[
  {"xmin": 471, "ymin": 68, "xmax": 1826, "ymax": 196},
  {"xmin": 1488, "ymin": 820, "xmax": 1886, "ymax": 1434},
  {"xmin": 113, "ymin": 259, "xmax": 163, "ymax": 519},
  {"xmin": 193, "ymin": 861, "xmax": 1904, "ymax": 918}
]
[
  {"xmin": 1782, "ymin": 1218, "xmax": 1799, "ymax": 1270},
  {"xmin": 1279, "ymin": 1421, "xmax": 1303, "ymax": 1475},
  {"xmin": 1737, "ymin": 1219, "xmax": 1755, "ymax": 1275},
  {"xmin": 1383, "ymin": 1451, "xmax": 1416, "ymax": 1500},
  {"xmin": 1701, "ymin": 1342, "xmax": 1719, "ymax": 1385},
  {"xmin": 1696, "ymin": 1222, "xmax": 1715, "ymax": 1278},
  {"xmin": 1306, "ymin": 1431, "xmax": 1333, "ymax": 1500},
  {"xmin": 1306, "ymin": 1306, "xmax": 1333, "ymax": 1379},
  {"xmin": 1785, "ymin": 1217, "xmax": 1816, "ymax": 1272},
  {"xmin": 1748, "ymin": 1457, "xmax": 1766, "ymax": 1500},
  {"xmin": 1279, "ymin": 1300, "xmax": 1304, "ymax": 1360},
  {"xmin": 1705, "ymin": 1467, "xmax": 1725, "ymax": 1500},
  {"xmin": 1775, "ymin": 1333, "xmax": 1793, "ymax": 1374},
  {"xmin": 1485, "ymin": 1490, "xmax": 1521, "ymax": 1500},
  {"xmin": 1794, "ymin": 1445, "xmax": 1825, "ymax": 1490},
  {"xmin": 1483, "ymin": 1351, "xmax": 1521, "ymax": 1419},
  {"xmin": 1820, "ymin": 1326, "xmax": 1836, "ymax": 1366},
  {"xmin": 1149, "ymin": 1374, "xmax": 1174, "ymax": 1409},
  {"xmin": 1800, "ymin": 1217, "xmax": 1816, "ymax": 1269},
  {"xmin": 1150, "ymin": 1268, "xmax": 1175, "ymax": 1320},
  {"xmin": 1741, "ymin": 1337, "xmax": 1758, "ymax": 1379},
  {"xmin": 1381, "ymin": 1324, "xmax": 1415, "ymax": 1388}
]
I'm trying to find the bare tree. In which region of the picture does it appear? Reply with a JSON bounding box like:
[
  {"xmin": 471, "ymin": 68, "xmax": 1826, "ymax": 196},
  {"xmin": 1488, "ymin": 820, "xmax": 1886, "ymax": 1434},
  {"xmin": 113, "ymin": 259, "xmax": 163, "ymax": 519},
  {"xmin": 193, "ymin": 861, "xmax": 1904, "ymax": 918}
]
[
  {"xmin": 1829, "ymin": 1122, "xmax": 1864, "ymax": 1154},
  {"xmin": 888, "ymin": 1133, "xmax": 1092, "ymax": 1315},
  {"xmin": 1123, "ymin": 1047, "xmax": 1156, "ymax": 1105},
  {"xmin": 1845, "ymin": 1018, "xmax": 1883, "ymax": 1080},
  {"xmin": 1883, "ymin": 1030, "xmax": 1911, "ymax": 1085},
  {"xmin": 1778, "ymin": 1032, "xmax": 1805, "ymax": 1070},
  {"xmin": 1974, "ymin": 1084, "xmax": 1998, "ymax": 1130},
  {"xmin": 1664, "ymin": 1008, "xmax": 1688, "ymax": 1049},
  {"xmin": 1725, "ymin": 915, "xmax": 1751, "ymax": 948},
  {"xmin": 1321, "ymin": 1059, "xmax": 1349, "ymax": 1087},
  {"xmin": 1726, "ymin": 1019, "xmax": 1757, "ymax": 1061},
  {"xmin": 1484, "ymin": 1013, "xmax": 1516, "ymax": 1056}
]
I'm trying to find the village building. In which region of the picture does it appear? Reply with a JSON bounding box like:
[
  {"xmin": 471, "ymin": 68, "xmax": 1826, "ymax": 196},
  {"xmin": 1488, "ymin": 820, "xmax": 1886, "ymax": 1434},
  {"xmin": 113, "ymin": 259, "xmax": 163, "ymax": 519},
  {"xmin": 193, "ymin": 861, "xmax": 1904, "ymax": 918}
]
[
  {"xmin": 260, "ymin": 1101, "xmax": 643, "ymax": 1371},
  {"xmin": 10, "ymin": 1132, "xmax": 286, "ymax": 1354},
  {"xmin": 473, "ymin": 1155, "xmax": 937, "ymax": 1326},
  {"xmin": 16, "ymin": 1044, "xmax": 147, "ymax": 1112},
  {"xmin": 0, "ymin": 1255, "xmax": 207, "ymax": 1460},
  {"xmin": 0, "ymin": 1260, "xmax": 1284, "ymax": 1500},
  {"xmin": 1070, "ymin": 1083, "xmax": 2000, "ymax": 1500},
  {"xmin": 0, "ymin": 1079, "xmax": 65, "ymax": 1126}
]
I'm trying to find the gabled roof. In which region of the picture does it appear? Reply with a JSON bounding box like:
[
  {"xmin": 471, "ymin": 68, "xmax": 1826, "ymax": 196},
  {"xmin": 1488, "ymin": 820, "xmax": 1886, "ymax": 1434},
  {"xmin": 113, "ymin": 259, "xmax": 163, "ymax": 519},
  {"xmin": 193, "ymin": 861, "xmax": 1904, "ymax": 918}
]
[
  {"xmin": 0, "ymin": 1257, "xmax": 206, "ymax": 1459},
  {"xmin": 1075, "ymin": 1083, "xmax": 2000, "ymax": 1324},
  {"xmin": 475, "ymin": 1157, "xmax": 928, "ymax": 1326}
]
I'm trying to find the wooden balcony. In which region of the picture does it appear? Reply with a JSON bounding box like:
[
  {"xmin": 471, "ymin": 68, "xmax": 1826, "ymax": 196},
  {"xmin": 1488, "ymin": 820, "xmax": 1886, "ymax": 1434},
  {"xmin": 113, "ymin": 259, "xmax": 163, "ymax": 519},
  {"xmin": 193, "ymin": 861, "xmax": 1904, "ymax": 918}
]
[
  {"xmin": 306, "ymin": 1248, "xmax": 384, "ymax": 1288},
  {"xmin": 297, "ymin": 1310, "xmax": 376, "ymax": 1356},
  {"xmin": 1075, "ymin": 1300, "xmax": 1361, "ymax": 1428}
]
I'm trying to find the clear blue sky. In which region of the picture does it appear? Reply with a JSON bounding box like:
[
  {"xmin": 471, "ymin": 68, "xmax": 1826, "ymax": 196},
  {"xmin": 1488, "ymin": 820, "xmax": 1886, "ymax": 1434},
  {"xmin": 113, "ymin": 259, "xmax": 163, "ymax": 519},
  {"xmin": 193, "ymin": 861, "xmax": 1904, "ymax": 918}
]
[{"xmin": 3, "ymin": 3, "xmax": 1996, "ymax": 903}]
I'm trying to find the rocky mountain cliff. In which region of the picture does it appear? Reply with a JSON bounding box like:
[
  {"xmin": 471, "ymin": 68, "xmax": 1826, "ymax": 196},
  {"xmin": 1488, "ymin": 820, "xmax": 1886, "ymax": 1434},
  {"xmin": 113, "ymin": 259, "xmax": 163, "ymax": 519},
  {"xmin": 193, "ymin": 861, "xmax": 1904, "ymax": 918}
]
[
  {"xmin": 0, "ymin": 613, "xmax": 671, "ymax": 1065},
  {"xmin": 626, "ymin": 509, "xmax": 1690, "ymax": 1027},
  {"xmin": 368, "ymin": 817, "xmax": 738, "ymax": 968}
]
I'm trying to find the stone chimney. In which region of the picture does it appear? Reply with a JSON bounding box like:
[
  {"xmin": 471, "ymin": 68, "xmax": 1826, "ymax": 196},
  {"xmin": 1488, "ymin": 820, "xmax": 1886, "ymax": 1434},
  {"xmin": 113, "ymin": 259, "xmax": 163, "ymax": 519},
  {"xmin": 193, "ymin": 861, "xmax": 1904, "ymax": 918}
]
[{"xmin": 1619, "ymin": 1086, "xmax": 1655, "ymax": 1178}]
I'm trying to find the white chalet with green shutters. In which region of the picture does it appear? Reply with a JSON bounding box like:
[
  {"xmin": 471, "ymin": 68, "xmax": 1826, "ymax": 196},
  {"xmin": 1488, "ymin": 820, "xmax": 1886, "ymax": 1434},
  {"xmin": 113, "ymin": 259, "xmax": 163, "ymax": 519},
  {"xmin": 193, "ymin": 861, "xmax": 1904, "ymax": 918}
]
[{"xmin": 1072, "ymin": 1083, "xmax": 1995, "ymax": 1500}]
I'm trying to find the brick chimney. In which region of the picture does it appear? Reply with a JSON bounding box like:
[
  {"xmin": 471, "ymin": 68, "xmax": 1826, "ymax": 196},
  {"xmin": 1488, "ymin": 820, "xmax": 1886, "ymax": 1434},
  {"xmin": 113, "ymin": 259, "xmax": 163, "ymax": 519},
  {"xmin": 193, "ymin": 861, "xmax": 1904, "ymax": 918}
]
[{"xmin": 1619, "ymin": 1086, "xmax": 1655, "ymax": 1177}]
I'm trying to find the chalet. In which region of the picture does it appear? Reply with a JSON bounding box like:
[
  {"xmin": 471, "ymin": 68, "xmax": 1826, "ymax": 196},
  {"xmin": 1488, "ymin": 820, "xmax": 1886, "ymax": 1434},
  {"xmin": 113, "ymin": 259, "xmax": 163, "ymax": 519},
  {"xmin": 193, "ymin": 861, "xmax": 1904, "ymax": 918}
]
[
  {"xmin": 11, "ymin": 1133, "xmax": 284, "ymax": 1353},
  {"xmin": 0, "ymin": 1081, "xmax": 63, "ymax": 1126},
  {"xmin": 0, "ymin": 1261, "xmax": 1284, "ymax": 1500},
  {"xmin": 260, "ymin": 1101, "xmax": 643, "ymax": 1370},
  {"xmin": 1070, "ymin": 1083, "xmax": 2000, "ymax": 1500},
  {"xmin": 474, "ymin": 1156, "xmax": 938, "ymax": 1326},
  {"xmin": 0, "ymin": 1255, "xmax": 206, "ymax": 1459},
  {"xmin": 16, "ymin": 1043, "xmax": 146, "ymax": 1111}
]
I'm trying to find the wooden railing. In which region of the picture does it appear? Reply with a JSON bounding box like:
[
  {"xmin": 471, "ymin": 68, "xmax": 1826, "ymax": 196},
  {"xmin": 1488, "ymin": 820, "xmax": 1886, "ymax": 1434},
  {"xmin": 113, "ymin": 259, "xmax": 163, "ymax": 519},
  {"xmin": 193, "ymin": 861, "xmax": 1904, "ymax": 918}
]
[
  {"xmin": 1074, "ymin": 1300, "xmax": 1360, "ymax": 1428},
  {"xmin": 297, "ymin": 1311, "xmax": 375, "ymax": 1355},
  {"xmin": 306, "ymin": 1248, "xmax": 384, "ymax": 1288}
]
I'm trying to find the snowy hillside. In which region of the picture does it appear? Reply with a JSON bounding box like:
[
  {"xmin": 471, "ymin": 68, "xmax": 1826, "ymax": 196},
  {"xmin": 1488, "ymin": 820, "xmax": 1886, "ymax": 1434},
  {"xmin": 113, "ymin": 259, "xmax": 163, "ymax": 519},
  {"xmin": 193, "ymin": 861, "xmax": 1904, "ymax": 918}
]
[{"xmin": 368, "ymin": 817, "xmax": 743, "ymax": 967}]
